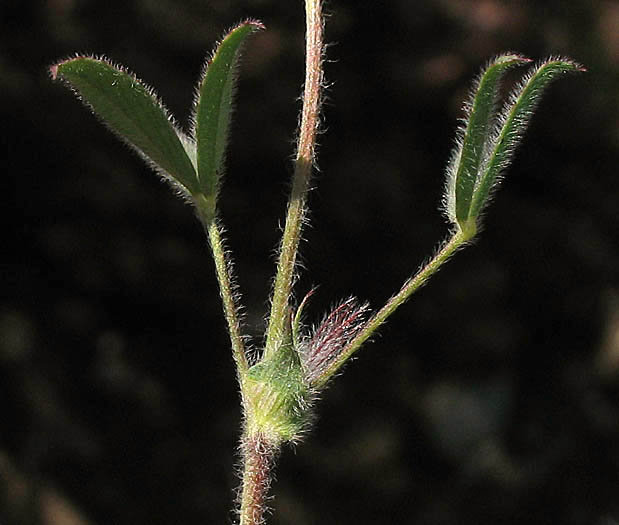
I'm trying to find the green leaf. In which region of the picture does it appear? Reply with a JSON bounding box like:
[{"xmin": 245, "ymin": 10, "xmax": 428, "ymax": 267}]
[
  {"xmin": 51, "ymin": 56, "xmax": 199, "ymax": 195},
  {"xmin": 194, "ymin": 20, "xmax": 264, "ymax": 201},
  {"xmin": 447, "ymin": 54, "xmax": 531, "ymax": 233},
  {"xmin": 468, "ymin": 58, "xmax": 585, "ymax": 221}
]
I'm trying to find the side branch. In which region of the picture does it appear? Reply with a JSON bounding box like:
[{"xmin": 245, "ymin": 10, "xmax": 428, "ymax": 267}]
[
  {"xmin": 314, "ymin": 231, "xmax": 468, "ymax": 388},
  {"xmin": 197, "ymin": 200, "xmax": 248, "ymax": 373}
]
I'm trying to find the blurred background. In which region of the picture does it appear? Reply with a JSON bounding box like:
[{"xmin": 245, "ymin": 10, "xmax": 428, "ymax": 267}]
[{"xmin": 1, "ymin": 0, "xmax": 618, "ymax": 523}]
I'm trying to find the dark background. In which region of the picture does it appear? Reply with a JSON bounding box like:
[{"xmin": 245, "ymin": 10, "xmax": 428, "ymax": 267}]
[{"xmin": 2, "ymin": 0, "xmax": 618, "ymax": 523}]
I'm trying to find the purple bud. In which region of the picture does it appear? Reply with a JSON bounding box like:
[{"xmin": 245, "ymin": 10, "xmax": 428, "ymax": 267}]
[{"xmin": 300, "ymin": 297, "xmax": 369, "ymax": 385}]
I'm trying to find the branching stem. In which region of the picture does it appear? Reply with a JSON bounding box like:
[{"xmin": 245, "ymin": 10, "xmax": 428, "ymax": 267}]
[{"xmin": 237, "ymin": 2, "xmax": 324, "ymax": 520}]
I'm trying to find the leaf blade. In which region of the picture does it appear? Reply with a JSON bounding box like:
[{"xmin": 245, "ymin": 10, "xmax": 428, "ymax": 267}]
[
  {"xmin": 51, "ymin": 56, "xmax": 199, "ymax": 194},
  {"xmin": 194, "ymin": 20, "xmax": 264, "ymax": 202},
  {"xmin": 468, "ymin": 58, "xmax": 585, "ymax": 221},
  {"xmin": 448, "ymin": 54, "xmax": 531, "ymax": 232}
]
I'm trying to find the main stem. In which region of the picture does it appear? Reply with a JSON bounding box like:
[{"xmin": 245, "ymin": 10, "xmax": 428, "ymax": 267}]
[
  {"xmin": 238, "ymin": 433, "xmax": 277, "ymax": 525},
  {"xmin": 237, "ymin": 2, "xmax": 324, "ymax": 522},
  {"xmin": 265, "ymin": 0, "xmax": 323, "ymax": 357}
]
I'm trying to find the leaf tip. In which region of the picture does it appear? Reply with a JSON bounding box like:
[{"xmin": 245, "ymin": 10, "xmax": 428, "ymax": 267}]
[
  {"xmin": 493, "ymin": 52, "xmax": 532, "ymax": 65},
  {"xmin": 562, "ymin": 59, "xmax": 587, "ymax": 73},
  {"xmin": 48, "ymin": 54, "xmax": 101, "ymax": 82},
  {"xmin": 48, "ymin": 56, "xmax": 77, "ymax": 81},
  {"xmin": 539, "ymin": 56, "xmax": 587, "ymax": 73},
  {"xmin": 242, "ymin": 18, "xmax": 266, "ymax": 32}
]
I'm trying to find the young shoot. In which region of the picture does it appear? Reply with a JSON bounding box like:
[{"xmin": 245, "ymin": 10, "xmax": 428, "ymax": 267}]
[{"xmin": 50, "ymin": 1, "xmax": 583, "ymax": 523}]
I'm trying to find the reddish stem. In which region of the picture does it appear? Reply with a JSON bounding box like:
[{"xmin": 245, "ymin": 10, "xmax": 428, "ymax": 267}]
[{"xmin": 238, "ymin": 433, "xmax": 277, "ymax": 525}]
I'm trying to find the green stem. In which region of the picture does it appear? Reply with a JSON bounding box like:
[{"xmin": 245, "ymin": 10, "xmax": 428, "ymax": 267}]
[
  {"xmin": 314, "ymin": 230, "xmax": 468, "ymax": 388},
  {"xmin": 265, "ymin": 0, "xmax": 324, "ymax": 357},
  {"xmin": 196, "ymin": 197, "xmax": 248, "ymax": 373}
]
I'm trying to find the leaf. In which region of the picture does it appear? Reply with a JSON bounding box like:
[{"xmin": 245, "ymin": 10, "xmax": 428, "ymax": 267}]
[
  {"xmin": 51, "ymin": 56, "xmax": 200, "ymax": 195},
  {"xmin": 468, "ymin": 58, "xmax": 585, "ymax": 221},
  {"xmin": 193, "ymin": 20, "xmax": 264, "ymax": 201},
  {"xmin": 446, "ymin": 54, "xmax": 531, "ymax": 233}
]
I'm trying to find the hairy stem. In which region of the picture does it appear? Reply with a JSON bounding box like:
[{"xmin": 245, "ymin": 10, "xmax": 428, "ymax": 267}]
[
  {"xmin": 238, "ymin": 433, "xmax": 278, "ymax": 525},
  {"xmin": 196, "ymin": 198, "xmax": 248, "ymax": 373},
  {"xmin": 314, "ymin": 231, "xmax": 468, "ymax": 388},
  {"xmin": 265, "ymin": 0, "xmax": 324, "ymax": 356}
]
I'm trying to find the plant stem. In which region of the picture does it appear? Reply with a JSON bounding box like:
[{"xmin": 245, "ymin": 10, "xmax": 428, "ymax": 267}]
[
  {"xmin": 237, "ymin": 2, "xmax": 324, "ymax": 519},
  {"xmin": 238, "ymin": 433, "xmax": 278, "ymax": 525},
  {"xmin": 196, "ymin": 198, "xmax": 248, "ymax": 373},
  {"xmin": 265, "ymin": 0, "xmax": 324, "ymax": 357},
  {"xmin": 314, "ymin": 230, "xmax": 468, "ymax": 388}
]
